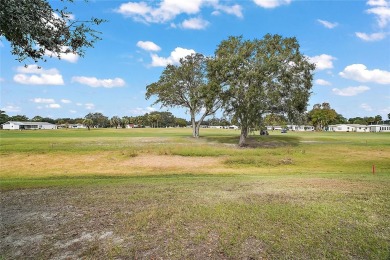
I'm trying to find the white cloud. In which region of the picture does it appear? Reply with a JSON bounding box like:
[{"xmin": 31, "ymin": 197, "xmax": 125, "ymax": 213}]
[
  {"xmin": 61, "ymin": 99, "xmax": 72, "ymax": 104},
  {"xmin": 1, "ymin": 105, "xmax": 21, "ymax": 113},
  {"xmin": 136, "ymin": 41, "xmax": 161, "ymax": 52},
  {"xmin": 13, "ymin": 65, "xmax": 64, "ymax": 85},
  {"xmin": 69, "ymin": 110, "xmax": 77, "ymax": 114},
  {"xmin": 308, "ymin": 54, "xmax": 336, "ymax": 70},
  {"xmin": 47, "ymin": 104, "xmax": 61, "ymax": 109},
  {"xmin": 129, "ymin": 106, "xmax": 156, "ymax": 115},
  {"xmin": 253, "ymin": 0, "xmax": 292, "ymax": 8},
  {"xmin": 85, "ymin": 103, "xmax": 95, "ymax": 110},
  {"xmin": 181, "ymin": 17, "xmax": 209, "ymax": 29},
  {"xmin": 150, "ymin": 47, "xmax": 195, "ymax": 67},
  {"xmin": 355, "ymin": 32, "xmax": 387, "ymax": 41},
  {"xmin": 116, "ymin": 1, "xmax": 203, "ymax": 23},
  {"xmin": 360, "ymin": 103, "xmax": 373, "ymax": 111},
  {"xmin": 339, "ymin": 64, "xmax": 390, "ymax": 84},
  {"xmin": 213, "ymin": 4, "xmax": 243, "ymax": 18},
  {"xmin": 317, "ymin": 19, "xmax": 338, "ymax": 29},
  {"xmin": 45, "ymin": 46, "xmax": 79, "ymax": 63},
  {"xmin": 115, "ymin": 0, "xmax": 243, "ymax": 24},
  {"xmin": 366, "ymin": 5, "xmax": 390, "ymax": 28},
  {"xmin": 72, "ymin": 76, "xmax": 126, "ymax": 88},
  {"xmin": 315, "ymin": 79, "xmax": 332, "ymax": 86},
  {"xmin": 32, "ymin": 98, "xmax": 55, "ymax": 104},
  {"xmin": 332, "ymin": 86, "xmax": 370, "ymax": 96}
]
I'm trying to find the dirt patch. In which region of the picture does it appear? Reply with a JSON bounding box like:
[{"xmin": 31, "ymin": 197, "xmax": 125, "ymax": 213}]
[
  {"xmin": 122, "ymin": 155, "xmax": 222, "ymax": 169},
  {"xmin": 0, "ymin": 153, "xmax": 225, "ymax": 178}
]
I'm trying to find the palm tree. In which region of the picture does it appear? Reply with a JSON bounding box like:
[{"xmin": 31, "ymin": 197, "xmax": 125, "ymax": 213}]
[
  {"xmin": 83, "ymin": 119, "xmax": 94, "ymax": 130},
  {"xmin": 110, "ymin": 116, "xmax": 121, "ymax": 129}
]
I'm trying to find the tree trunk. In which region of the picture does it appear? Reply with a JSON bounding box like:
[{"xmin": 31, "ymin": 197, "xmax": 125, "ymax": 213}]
[
  {"xmin": 195, "ymin": 113, "xmax": 208, "ymax": 139},
  {"xmin": 191, "ymin": 115, "xmax": 197, "ymax": 138},
  {"xmin": 238, "ymin": 127, "xmax": 248, "ymax": 147}
]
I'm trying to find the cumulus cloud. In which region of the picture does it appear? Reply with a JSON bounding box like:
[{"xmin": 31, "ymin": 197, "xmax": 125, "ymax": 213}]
[
  {"xmin": 360, "ymin": 103, "xmax": 373, "ymax": 111},
  {"xmin": 317, "ymin": 19, "xmax": 338, "ymax": 29},
  {"xmin": 308, "ymin": 54, "xmax": 336, "ymax": 70},
  {"xmin": 72, "ymin": 76, "xmax": 126, "ymax": 88},
  {"xmin": 150, "ymin": 47, "xmax": 195, "ymax": 67},
  {"xmin": 137, "ymin": 41, "xmax": 161, "ymax": 52},
  {"xmin": 13, "ymin": 65, "xmax": 64, "ymax": 85},
  {"xmin": 1, "ymin": 105, "xmax": 21, "ymax": 113},
  {"xmin": 45, "ymin": 46, "xmax": 79, "ymax": 63},
  {"xmin": 339, "ymin": 64, "xmax": 390, "ymax": 84},
  {"xmin": 32, "ymin": 98, "xmax": 55, "ymax": 104},
  {"xmin": 366, "ymin": 0, "xmax": 390, "ymax": 28},
  {"xmin": 253, "ymin": 0, "xmax": 292, "ymax": 8},
  {"xmin": 332, "ymin": 86, "xmax": 370, "ymax": 96},
  {"xmin": 315, "ymin": 79, "xmax": 332, "ymax": 86},
  {"xmin": 355, "ymin": 32, "xmax": 387, "ymax": 41},
  {"xmin": 181, "ymin": 17, "xmax": 209, "ymax": 29},
  {"xmin": 47, "ymin": 104, "xmax": 61, "ymax": 109},
  {"xmin": 115, "ymin": 0, "xmax": 243, "ymax": 24},
  {"xmin": 61, "ymin": 99, "xmax": 72, "ymax": 104},
  {"xmin": 213, "ymin": 4, "xmax": 243, "ymax": 18},
  {"xmin": 129, "ymin": 106, "xmax": 156, "ymax": 115}
]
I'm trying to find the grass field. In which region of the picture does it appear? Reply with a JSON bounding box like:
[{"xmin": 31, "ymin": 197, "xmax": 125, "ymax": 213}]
[{"xmin": 1, "ymin": 128, "xmax": 389, "ymax": 259}]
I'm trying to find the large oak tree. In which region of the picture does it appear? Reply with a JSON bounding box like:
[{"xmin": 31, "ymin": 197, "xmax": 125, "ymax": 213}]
[{"xmin": 209, "ymin": 34, "xmax": 315, "ymax": 146}]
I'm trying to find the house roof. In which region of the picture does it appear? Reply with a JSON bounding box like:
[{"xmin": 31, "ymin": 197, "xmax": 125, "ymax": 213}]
[{"xmin": 2, "ymin": 121, "xmax": 55, "ymax": 126}]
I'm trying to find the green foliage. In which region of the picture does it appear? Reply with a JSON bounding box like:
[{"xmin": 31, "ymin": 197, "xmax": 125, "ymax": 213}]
[
  {"xmin": 82, "ymin": 118, "xmax": 93, "ymax": 130},
  {"xmin": 110, "ymin": 116, "xmax": 121, "ymax": 129},
  {"xmin": 0, "ymin": 110, "xmax": 10, "ymax": 124},
  {"xmin": 0, "ymin": 0, "xmax": 105, "ymax": 63},
  {"xmin": 146, "ymin": 53, "xmax": 222, "ymax": 137},
  {"xmin": 209, "ymin": 34, "xmax": 315, "ymax": 146},
  {"xmin": 85, "ymin": 112, "xmax": 109, "ymax": 128},
  {"xmin": 9, "ymin": 114, "xmax": 30, "ymax": 121},
  {"xmin": 308, "ymin": 102, "xmax": 338, "ymax": 130}
]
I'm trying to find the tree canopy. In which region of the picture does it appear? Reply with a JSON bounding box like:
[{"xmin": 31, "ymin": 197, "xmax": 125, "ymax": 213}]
[
  {"xmin": 0, "ymin": 0, "xmax": 104, "ymax": 63},
  {"xmin": 308, "ymin": 102, "xmax": 338, "ymax": 130},
  {"xmin": 209, "ymin": 34, "xmax": 315, "ymax": 146},
  {"xmin": 146, "ymin": 53, "xmax": 222, "ymax": 137}
]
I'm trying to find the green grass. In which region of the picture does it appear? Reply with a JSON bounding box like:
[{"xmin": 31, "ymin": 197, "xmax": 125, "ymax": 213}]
[{"xmin": 0, "ymin": 128, "xmax": 389, "ymax": 259}]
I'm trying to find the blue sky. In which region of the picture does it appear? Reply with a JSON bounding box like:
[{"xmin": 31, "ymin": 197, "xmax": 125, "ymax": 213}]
[{"xmin": 1, "ymin": 0, "xmax": 390, "ymax": 120}]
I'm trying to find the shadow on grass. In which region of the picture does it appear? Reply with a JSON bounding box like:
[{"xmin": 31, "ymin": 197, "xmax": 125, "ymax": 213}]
[{"xmin": 205, "ymin": 135, "xmax": 301, "ymax": 148}]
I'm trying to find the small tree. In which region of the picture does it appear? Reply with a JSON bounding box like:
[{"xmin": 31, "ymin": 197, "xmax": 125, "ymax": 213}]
[
  {"xmin": 110, "ymin": 116, "xmax": 121, "ymax": 129},
  {"xmin": 0, "ymin": 110, "xmax": 10, "ymax": 125},
  {"xmin": 83, "ymin": 119, "xmax": 93, "ymax": 130},
  {"xmin": 308, "ymin": 102, "xmax": 338, "ymax": 130},
  {"xmin": 146, "ymin": 53, "xmax": 222, "ymax": 138}
]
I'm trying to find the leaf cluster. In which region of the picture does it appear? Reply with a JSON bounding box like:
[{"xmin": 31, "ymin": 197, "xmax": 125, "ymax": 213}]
[{"xmin": 0, "ymin": 0, "xmax": 105, "ymax": 63}]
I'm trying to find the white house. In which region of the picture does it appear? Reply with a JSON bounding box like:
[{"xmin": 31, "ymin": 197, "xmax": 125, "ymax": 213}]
[
  {"xmin": 286, "ymin": 125, "xmax": 315, "ymax": 131},
  {"xmin": 370, "ymin": 125, "xmax": 390, "ymax": 132},
  {"xmin": 228, "ymin": 125, "xmax": 239, "ymax": 130},
  {"xmin": 1, "ymin": 121, "xmax": 57, "ymax": 130},
  {"xmin": 328, "ymin": 124, "xmax": 386, "ymax": 132}
]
